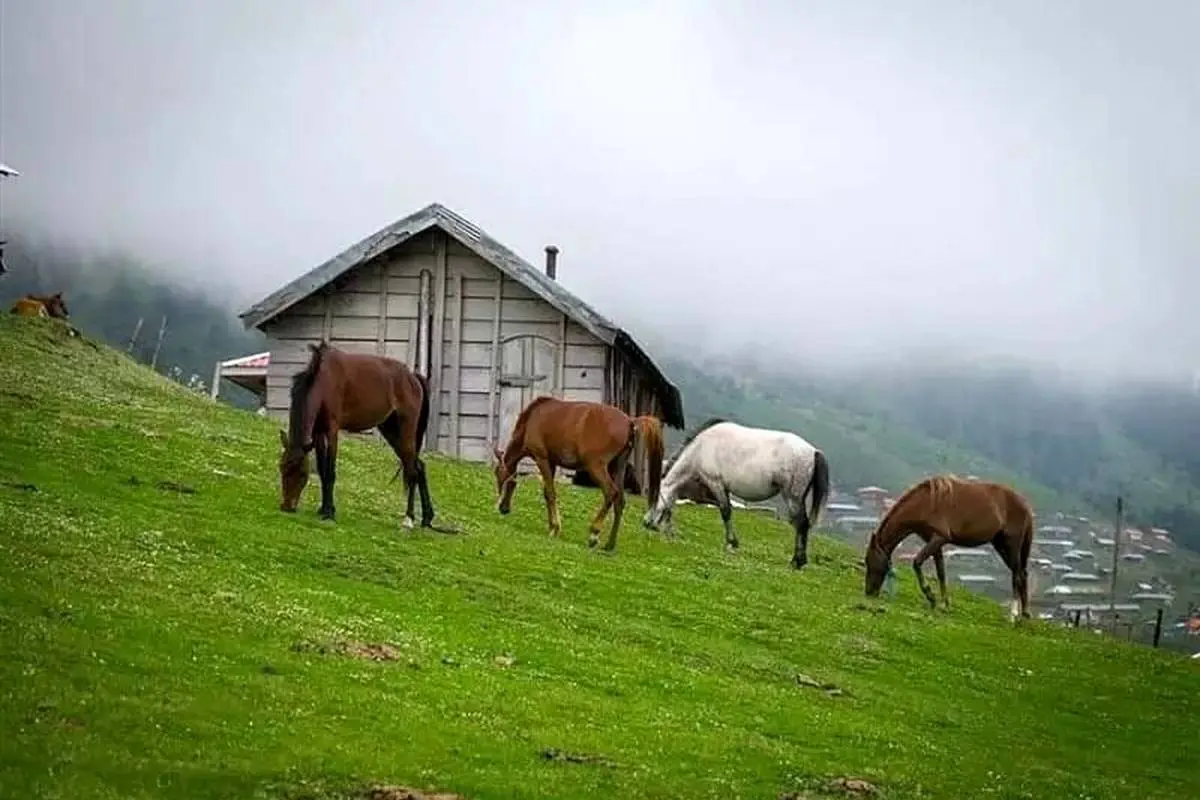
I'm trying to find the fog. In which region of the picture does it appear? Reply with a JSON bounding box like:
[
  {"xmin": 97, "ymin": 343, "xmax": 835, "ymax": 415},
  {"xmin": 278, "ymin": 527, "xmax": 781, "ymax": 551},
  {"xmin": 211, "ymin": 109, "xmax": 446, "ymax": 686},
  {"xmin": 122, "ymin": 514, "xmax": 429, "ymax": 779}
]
[{"xmin": 2, "ymin": 0, "xmax": 1197, "ymax": 380}]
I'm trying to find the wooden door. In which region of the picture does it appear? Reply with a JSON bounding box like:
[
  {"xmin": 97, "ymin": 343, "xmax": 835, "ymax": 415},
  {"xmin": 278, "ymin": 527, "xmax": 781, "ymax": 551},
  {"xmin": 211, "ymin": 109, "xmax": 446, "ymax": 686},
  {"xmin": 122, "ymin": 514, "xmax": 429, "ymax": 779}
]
[{"xmin": 496, "ymin": 335, "xmax": 558, "ymax": 470}]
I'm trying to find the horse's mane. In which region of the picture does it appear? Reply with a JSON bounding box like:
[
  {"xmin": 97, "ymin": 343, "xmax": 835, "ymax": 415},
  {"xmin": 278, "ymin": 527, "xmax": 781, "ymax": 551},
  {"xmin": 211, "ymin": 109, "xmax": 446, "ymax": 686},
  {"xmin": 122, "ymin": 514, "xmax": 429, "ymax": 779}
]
[
  {"xmin": 514, "ymin": 395, "xmax": 558, "ymax": 425},
  {"xmin": 867, "ymin": 473, "xmax": 963, "ymax": 550},
  {"xmin": 288, "ymin": 342, "xmax": 329, "ymax": 448},
  {"xmin": 668, "ymin": 416, "xmax": 727, "ymax": 462}
]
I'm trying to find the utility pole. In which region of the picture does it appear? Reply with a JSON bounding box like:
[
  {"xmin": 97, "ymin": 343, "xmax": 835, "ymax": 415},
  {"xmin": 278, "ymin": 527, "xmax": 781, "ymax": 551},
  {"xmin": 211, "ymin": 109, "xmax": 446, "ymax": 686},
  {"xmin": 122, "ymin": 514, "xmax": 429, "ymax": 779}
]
[
  {"xmin": 1108, "ymin": 495, "xmax": 1123, "ymax": 633},
  {"xmin": 126, "ymin": 317, "xmax": 144, "ymax": 354}
]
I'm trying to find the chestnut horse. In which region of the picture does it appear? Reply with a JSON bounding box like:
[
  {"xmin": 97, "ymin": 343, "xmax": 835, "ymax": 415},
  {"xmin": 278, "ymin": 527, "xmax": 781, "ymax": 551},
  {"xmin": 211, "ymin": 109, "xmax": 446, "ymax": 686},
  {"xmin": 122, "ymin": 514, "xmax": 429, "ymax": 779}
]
[
  {"xmin": 492, "ymin": 397, "xmax": 664, "ymax": 552},
  {"xmin": 11, "ymin": 292, "xmax": 69, "ymax": 319},
  {"xmin": 278, "ymin": 341, "xmax": 437, "ymax": 529},
  {"xmin": 863, "ymin": 474, "xmax": 1035, "ymax": 620}
]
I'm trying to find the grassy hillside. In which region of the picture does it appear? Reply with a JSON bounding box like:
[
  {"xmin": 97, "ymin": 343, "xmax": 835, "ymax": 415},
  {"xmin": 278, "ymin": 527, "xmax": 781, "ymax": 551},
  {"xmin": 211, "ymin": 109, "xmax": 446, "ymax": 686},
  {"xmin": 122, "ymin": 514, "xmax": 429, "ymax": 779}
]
[{"xmin": 2, "ymin": 316, "xmax": 1198, "ymax": 800}]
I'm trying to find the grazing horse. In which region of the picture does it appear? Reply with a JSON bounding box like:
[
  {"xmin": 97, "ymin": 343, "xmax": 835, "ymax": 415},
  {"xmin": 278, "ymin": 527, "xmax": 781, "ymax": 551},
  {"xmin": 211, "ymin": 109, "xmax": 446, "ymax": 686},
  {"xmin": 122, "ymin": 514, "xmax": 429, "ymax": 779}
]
[
  {"xmin": 491, "ymin": 397, "xmax": 665, "ymax": 552},
  {"xmin": 11, "ymin": 292, "xmax": 69, "ymax": 319},
  {"xmin": 278, "ymin": 340, "xmax": 437, "ymax": 530},
  {"xmin": 642, "ymin": 418, "xmax": 830, "ymax": 569},
  {"xmin": 863, "ymin": 474, "xmax": 1034, "ymax": 621}
]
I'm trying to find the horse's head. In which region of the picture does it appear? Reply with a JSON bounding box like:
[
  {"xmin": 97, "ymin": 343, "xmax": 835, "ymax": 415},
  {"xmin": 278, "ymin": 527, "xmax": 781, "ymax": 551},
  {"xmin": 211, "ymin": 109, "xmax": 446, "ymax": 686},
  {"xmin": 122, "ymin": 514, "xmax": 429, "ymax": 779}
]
[
  {"xmin": 278, "ymin": 429, "xmax": 311, "ymax": 512},
  {"xmin": 642, "ymin": 482, "xmax": 676, "ymax": 532},
  {"xmin": 42, "ymin": 292, "xmax": 69, "ymax": 319},
  {"xmin": 863, "ymin": 540, "xmax": 891, "ymax": 597},
  {"xmin": 491, "ymin": 445, "xmax": 518, "ymax": 515}
]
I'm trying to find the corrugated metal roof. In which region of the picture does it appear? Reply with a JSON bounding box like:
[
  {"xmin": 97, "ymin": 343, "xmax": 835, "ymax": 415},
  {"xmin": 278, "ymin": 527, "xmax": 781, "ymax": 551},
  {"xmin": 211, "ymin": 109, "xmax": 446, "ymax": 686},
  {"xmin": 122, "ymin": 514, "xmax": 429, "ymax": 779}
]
[
  {"xmin": 220, "ymin": 351, "xmax": 271, "ymax": 370},
  {"xmin": 238, "ymin": 202, "xmax": 684, "ymax": 427}
]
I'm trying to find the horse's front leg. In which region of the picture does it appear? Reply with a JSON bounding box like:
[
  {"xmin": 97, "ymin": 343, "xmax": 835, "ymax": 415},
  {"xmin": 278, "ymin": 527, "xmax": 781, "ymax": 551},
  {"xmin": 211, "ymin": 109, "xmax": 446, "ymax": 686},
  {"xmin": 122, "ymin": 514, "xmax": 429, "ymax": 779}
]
[
  {"xmin": 703, "ymin": 482, "xmax": 737, "ymax": 552},
  {"xmin": 534, "ymin": 457, "xmax": 561, "ymax": 538},
  {"xmin": 315, "ymin": 430, "xmax": 338, "ymax": 521},
  {"xmin": 911, "ymin": 534, "xmax": 947, "ymax": 609}
]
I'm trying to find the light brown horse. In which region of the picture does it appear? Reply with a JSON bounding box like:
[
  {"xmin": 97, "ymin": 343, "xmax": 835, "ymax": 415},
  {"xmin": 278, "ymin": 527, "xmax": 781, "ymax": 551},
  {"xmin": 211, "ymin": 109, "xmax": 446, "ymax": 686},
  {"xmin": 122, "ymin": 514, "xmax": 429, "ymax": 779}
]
[
  {"xmin": 11, "ymin": 292, "xmax": 69, "ymax": 319},
  {"xmin": 492, "ymin": 397, "xmax": 665, "ymax": 552},
  {"xmin": 278, "ymin": 341, "xmax": 439, "ymax": 530},
  {"xmin": 863, "ymin": 474, "xmax": 1035, "ymax": 620}
]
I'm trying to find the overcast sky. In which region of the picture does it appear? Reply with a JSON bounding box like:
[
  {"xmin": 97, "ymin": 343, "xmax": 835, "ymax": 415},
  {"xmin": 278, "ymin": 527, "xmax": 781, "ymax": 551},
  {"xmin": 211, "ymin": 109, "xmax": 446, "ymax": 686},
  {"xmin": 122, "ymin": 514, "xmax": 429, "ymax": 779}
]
[{"xmin": 1, "ymin": 0, "xmax": 1197, "ymax": 379}]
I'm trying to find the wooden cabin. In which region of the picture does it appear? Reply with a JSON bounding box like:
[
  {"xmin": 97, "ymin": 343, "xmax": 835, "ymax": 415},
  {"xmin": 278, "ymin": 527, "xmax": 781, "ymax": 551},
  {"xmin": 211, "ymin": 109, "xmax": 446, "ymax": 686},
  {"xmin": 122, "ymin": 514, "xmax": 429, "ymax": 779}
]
[{"xmin": 238, "ymin": 202, "xmax": 685, "ymax": 479}]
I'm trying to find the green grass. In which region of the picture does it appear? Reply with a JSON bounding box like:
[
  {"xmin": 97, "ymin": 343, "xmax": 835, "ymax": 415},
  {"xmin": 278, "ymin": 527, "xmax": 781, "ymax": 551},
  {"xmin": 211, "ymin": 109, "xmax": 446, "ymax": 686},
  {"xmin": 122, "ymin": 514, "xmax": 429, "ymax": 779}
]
[{"xmin": 1, "ymin": 317, "xmax": 1197, "ymax": 800}]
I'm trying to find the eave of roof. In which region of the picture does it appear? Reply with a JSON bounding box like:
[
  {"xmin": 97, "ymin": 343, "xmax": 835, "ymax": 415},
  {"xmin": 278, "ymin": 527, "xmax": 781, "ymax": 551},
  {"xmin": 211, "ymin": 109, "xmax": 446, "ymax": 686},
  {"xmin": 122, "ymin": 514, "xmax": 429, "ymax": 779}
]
[{"xmin": 238, "ymin": 202, "xmax": 684, "ymax": 427}]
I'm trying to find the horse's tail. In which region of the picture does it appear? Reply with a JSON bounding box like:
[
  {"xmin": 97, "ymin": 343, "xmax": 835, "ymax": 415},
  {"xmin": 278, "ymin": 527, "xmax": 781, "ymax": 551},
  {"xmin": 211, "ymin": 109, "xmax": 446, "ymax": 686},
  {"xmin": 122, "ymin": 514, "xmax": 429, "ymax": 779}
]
[
  {"xmin": 804, "ymin": 449, "xmax": 831, "ymax": 527},
  {"xmin": 634, "ymin": 415, "xmax": 665, "ymax": 507},
  {"xmin": 1019, "ymin": 506, "xmax": 1034, "ymax": 569},
  {"xmin": 391, "ymin": 369, "xmax": 433, "ymax": 484},
  {"xmin": 414, "ymin": 370, "xmax": 432, "ymax": 453},
  {"xmin": 289, "ymin": 341, "xmax": 329, "ymax": 452}
]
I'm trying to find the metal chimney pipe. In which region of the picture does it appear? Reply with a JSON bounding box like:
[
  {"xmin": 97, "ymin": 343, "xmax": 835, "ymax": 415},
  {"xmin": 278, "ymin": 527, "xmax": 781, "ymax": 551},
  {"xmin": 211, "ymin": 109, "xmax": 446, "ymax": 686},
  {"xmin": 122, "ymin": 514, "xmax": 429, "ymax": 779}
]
[{"xmin": 544, "ymin": 245, "xmax": 559, "ymax": 280}]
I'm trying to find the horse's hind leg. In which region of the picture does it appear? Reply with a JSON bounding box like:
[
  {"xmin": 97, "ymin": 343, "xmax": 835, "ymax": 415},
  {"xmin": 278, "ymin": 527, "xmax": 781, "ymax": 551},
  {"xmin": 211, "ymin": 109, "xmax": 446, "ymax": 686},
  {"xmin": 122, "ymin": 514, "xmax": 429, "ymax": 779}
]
[
  {"xmin": 379, "ymin": 414, "xmax": 432, "ymax": 528},
  {"xmin": 582, "ymin": 459, "xmax": 618, "ymax": 550},
  {"xmin": 789, "ymin": 504, "xmax": 810, "ymax": 569},
  {"xmin": 991, "ymin": 534, "xmax": 1026, "ymax": 622},
  {"xmin": 602, "ymin": 449, "xmax": 633, "ymax": 552}
]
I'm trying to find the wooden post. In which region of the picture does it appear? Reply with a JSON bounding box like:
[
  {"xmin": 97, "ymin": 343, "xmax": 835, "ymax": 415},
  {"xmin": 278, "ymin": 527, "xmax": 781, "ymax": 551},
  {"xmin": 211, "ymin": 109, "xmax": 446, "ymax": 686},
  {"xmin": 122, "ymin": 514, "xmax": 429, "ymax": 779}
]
[
  {"xmin": 375, "ymin": 261, "xmax": 389, "ymax": 356},
  {"xmin": 487, "ymin": 277, "xmax": 503, "ymax": 448},
  {"xmin": 1108, "ymin": 496, "xmax": 1124, "ymax": 633},
  {"xmin": 449, "ymin": 271, "xmax": 463, "ymax": 457},
  {"xmin": 127, "ymin": 317, "xmax": 144, "ymax": 354},
  {"xmin": 1153, "ymin": 608, "xmax": 1164, "ymax": 647},
  {"xmin": 150, "ymin": 315, "xmax": 168, "ymax": 370},
  {"xmin": 557, "ymin": 312, "xmax": 567, "ymax": 398},
  {"xmin": 426, "ymin": 231, "xmax": 448, "ymax": 451},
  {"xmin": 1073, "ymin": 610, "xmax": 1081, "ymax": 628}
]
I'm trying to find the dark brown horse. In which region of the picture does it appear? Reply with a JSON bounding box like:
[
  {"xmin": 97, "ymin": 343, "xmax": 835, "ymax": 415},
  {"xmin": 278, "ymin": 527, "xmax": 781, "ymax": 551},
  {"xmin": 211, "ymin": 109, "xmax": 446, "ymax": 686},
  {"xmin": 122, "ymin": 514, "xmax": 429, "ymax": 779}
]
[
  {"xmin": 11, "ymin": 292, "xmax": 69, "ymax": 319},
  {"xmin": 863, "ymin": 474, "xmax": 1035, "ymax": 620},
  {"xmin": 492, "ymin": 397, "xmax": 665, "ymax": 552},
  {"xmin": 278, "ymin": 341, "xmax": 436, "ymax": 529}
]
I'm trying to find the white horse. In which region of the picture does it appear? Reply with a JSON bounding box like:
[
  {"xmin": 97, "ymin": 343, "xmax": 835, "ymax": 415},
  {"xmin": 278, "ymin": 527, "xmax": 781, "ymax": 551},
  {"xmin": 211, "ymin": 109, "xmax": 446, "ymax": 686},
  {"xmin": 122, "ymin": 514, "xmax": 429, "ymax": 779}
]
[{"xmin": 642, "ymin": 418, "xmax": 830, "ymax": 569}]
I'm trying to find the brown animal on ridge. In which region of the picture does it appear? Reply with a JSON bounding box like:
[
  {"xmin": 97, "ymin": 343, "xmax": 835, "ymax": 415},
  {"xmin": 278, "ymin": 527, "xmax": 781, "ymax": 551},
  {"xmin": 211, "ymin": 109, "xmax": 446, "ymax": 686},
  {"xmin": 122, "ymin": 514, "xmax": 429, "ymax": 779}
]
[
  {"xmin": 492, "ymin": 397, "xmax": 665, "ymax": 552},
  {"xmin": 278, "ymin": 341, "xmax": 438, "ymax": 529},
  {"xmin": 11, "ymin": 292, "xmax": 69, "ymax": 319},
  {"xmin": 863, "ymin": 474, "xmax": 1035, "ymax": 620}
]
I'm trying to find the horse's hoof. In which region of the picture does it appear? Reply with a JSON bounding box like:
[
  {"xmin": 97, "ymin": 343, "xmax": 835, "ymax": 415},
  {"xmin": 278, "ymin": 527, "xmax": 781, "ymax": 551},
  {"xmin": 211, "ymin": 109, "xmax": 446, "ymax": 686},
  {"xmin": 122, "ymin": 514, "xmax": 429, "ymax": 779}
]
[
  {"xmin": 587, "ymin": 538, "xmax": 599, "ymax": 549},
  {"xmin": 401, "ymin": 516, "xmax": 415, "ymax": 530},
  {"xmin": 791, "ymin": 558, "xmax": 806, "ymax": 570},
  {"xmin": 318, "ymin": 507, "xmax": 335, "ymax": 521}
]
